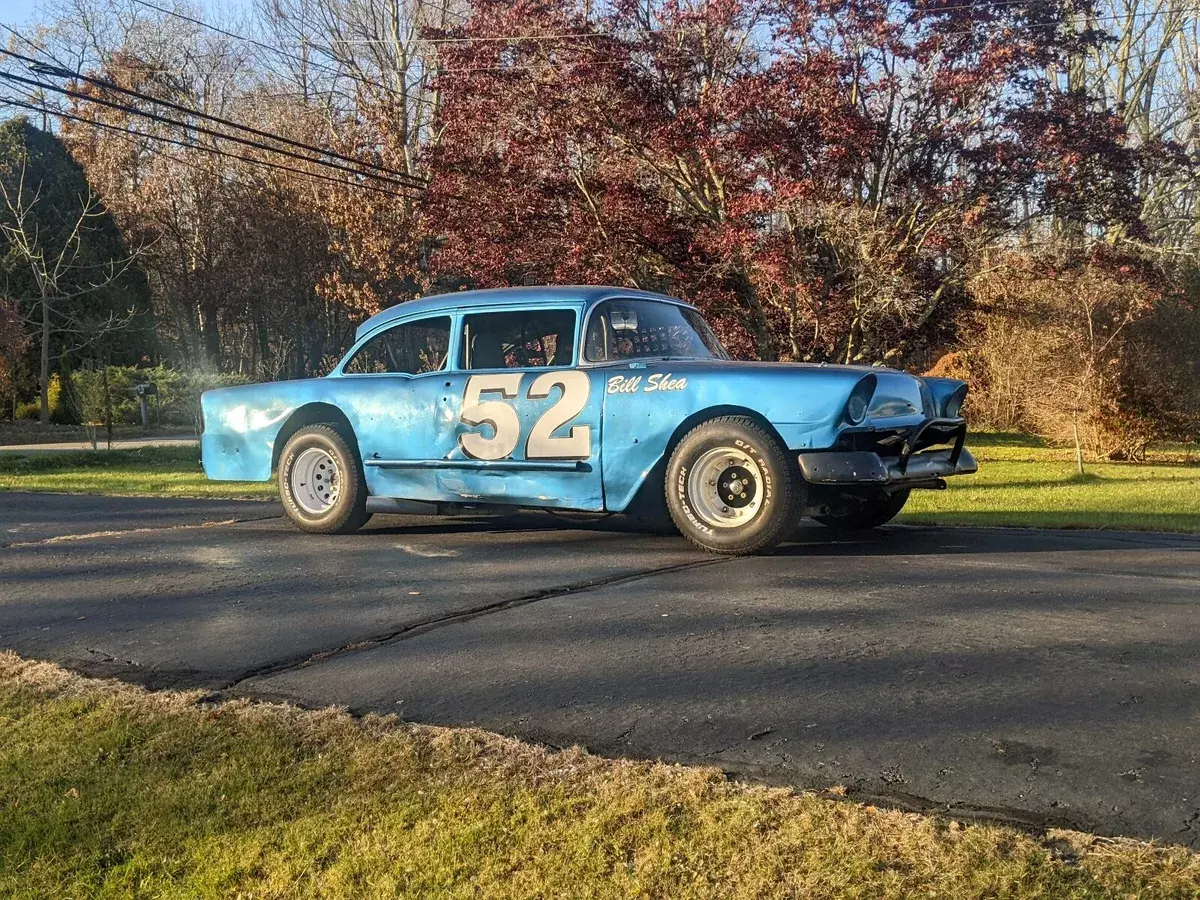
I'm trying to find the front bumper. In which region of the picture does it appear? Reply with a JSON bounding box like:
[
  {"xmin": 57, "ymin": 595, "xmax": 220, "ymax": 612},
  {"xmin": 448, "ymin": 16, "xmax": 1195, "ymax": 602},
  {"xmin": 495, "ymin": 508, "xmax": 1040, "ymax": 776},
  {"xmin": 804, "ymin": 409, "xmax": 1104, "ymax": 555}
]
[{"xmin": 796, "ymin": 417, "xmax": 977, "ymax": 487}]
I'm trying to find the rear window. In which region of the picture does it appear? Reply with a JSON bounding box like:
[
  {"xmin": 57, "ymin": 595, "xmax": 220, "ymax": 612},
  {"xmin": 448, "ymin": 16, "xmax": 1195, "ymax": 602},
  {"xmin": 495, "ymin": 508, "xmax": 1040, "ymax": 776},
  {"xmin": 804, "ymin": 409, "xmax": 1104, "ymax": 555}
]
[
  {"xmin": 344, "ymin": 316, "xmax": 451, "ymax": 375},
  {"xmin": 460, "ymin": 309, "xmax": 577, "ymax": 369}
]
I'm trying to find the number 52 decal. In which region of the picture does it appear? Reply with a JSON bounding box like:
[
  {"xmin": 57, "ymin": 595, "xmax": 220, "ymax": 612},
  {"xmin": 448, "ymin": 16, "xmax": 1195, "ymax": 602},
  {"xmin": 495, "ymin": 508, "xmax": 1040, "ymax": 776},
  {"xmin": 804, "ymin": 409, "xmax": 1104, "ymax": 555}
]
[{"xmin": 459, "ymin": 371, "xmax": 592, "ymax": 461}]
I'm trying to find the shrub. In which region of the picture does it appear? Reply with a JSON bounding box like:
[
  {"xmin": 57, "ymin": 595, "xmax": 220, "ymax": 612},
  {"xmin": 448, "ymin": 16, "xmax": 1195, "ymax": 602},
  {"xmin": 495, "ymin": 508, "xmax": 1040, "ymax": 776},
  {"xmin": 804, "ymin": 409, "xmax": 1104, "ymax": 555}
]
[
  {"xmin": 13, "ymin": 374, "xmax": 76, "ymax": 424},
  {"xmin": 960, "ymin": 247, "xmax": 1198, "ymax": 458},
  {"xmin": 69, "ymin": 365, "xmax": 252, "ymax": 431},
  {"xmin": 49, "ymin": 372, "xmax": 79, "ymax": 425}
]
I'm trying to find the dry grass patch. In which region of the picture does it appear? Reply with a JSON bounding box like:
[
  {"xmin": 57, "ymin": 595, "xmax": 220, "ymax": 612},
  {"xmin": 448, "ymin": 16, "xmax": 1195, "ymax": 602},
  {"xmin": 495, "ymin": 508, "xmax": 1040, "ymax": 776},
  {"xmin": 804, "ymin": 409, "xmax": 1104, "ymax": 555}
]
[{"xmin": 1, "ymin": 652, "xmax": 1197, "ymax": 898}]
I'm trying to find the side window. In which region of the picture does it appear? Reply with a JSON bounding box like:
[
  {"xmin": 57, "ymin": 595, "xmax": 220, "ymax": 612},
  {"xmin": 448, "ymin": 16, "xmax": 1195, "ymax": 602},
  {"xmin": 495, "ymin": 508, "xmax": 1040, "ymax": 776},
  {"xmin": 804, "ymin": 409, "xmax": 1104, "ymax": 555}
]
[
  {"xmin": 345, "ymin": 316, "xmax": 451, "ymax": 375},
  {"xmin": 460, "ymin": 309, "xmax": 577, "ymax": 370}
]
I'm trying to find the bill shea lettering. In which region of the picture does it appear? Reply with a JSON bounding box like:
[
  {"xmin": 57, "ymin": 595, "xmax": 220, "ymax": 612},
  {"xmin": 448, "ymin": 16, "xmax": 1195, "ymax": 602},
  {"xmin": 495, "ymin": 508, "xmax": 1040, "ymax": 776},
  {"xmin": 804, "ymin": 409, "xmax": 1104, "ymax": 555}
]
[{"xmin": 607, "ymin": 373, "xmax": 689, "ymax": 394}]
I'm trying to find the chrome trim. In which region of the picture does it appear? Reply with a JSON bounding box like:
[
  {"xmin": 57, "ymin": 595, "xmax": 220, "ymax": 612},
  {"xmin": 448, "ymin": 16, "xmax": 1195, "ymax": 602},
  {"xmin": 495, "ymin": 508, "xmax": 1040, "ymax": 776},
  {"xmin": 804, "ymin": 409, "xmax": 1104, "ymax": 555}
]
[{"xmin": 365, "ymin": 458, "xmax": 590, "ymax": 472}]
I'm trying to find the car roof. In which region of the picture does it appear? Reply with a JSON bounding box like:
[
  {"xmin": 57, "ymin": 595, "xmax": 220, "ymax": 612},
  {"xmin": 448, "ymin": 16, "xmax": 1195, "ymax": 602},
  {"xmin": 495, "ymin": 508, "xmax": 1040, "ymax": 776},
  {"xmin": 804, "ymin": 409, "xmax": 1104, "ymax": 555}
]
[{"xmin": 355, "ymin": 285, "xmax": 689, "ymax": 340}]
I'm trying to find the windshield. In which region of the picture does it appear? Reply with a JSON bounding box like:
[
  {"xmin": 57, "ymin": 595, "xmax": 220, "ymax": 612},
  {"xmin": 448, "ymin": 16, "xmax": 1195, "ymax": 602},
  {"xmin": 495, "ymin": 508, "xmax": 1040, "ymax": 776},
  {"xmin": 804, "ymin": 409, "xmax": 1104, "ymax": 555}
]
[{"xmin": 584, "ymin": 299, "xmax": 729, "ymax": 362}]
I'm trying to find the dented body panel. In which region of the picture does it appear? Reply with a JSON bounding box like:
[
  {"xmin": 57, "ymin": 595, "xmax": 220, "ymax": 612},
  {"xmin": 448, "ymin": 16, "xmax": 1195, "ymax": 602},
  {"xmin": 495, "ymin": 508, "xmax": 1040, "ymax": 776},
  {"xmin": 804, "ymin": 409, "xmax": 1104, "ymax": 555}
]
[{"xmin": 202, "ymin": 286, "xmax": 975, "ymax": 512}]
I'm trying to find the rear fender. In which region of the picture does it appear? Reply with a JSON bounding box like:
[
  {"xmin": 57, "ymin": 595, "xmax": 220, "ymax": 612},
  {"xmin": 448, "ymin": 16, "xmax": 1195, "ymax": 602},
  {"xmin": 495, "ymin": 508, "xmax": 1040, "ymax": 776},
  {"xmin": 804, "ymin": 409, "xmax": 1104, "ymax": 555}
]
[
  {"xmin": 202, "ymin": 381, "xmax": 361, "ymax": 482},
  {"xmin": 271, "ymin": 403, "xmax": 358, "ymax": 472}
]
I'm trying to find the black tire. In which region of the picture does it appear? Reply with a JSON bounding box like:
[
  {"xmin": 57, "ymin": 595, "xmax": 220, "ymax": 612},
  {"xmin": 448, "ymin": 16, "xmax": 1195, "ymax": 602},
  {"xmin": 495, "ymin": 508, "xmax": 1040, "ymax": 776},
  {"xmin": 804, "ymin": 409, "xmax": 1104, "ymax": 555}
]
[
  {"xmin": 813, "ymin": 488, "xmax": 910, "ymax": 531},
  {"xmin": 665, "ymin": 416, "xmax": 803, "ymax": 555},
  {"xmin": 277, "ymin": 424, "xmax": 371, "ymax": 534}
]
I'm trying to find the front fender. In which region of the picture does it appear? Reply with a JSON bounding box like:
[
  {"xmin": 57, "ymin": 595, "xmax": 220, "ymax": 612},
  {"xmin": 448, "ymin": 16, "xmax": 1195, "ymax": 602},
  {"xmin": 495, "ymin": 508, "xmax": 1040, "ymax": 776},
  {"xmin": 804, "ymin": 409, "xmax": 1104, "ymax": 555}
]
[{"xmin": 597, "ymin": 362, "xmax": 879, "ymax": 512}]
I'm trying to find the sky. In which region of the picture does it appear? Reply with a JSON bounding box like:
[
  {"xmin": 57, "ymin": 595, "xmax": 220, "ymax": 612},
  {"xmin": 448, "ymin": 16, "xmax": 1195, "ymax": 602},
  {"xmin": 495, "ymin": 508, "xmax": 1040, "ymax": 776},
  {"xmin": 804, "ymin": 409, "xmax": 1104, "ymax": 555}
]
[
  {"xmin": 2, "ymin": 0, "xmax": 252, "ymax": 30},
  {"xmin": 2, "ymin": 0, "xmax": 40, "ymax": 25}
]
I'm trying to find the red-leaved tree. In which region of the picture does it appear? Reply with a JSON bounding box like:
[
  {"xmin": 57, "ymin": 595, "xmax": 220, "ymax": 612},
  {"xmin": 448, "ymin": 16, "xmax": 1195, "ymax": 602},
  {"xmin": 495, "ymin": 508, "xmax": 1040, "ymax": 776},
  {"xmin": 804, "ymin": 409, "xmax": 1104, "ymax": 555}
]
[{"xmin": 429, "ymin": 0, "xmax": 1149, "ymax": 364}]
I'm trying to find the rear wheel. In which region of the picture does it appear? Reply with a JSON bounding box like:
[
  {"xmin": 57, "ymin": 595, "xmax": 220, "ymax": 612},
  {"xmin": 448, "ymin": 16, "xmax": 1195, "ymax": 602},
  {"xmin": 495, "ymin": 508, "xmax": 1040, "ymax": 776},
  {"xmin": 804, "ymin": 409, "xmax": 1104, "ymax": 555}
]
[
  {"xmin": 666, "ymin": 416, "xmax": 802, "ymax": 555},
  {"xmin": 813, "ymin": 488, "xmax": 910, "ymax": 531},
  {"xmin": 278, "ymin": 424, "xmax": 371, "ymax": 534}
]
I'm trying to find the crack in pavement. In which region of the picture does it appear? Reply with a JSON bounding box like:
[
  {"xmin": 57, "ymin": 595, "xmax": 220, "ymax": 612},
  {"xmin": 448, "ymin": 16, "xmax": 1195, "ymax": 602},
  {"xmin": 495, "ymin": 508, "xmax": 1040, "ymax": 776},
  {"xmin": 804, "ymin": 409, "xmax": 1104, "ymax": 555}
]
[
  {"xmin": 86, "ymin": 647, "xmax": 143, "ymax": 668},
  {"xmin": 2, "ymin": 515, "xmax": 282, "ymax": 548},
  {"xmin": 219, "ymin": 556, "xmax": 731, "ymax": 692},
  {"xmin": 612, "ymin": 717, "xmax": 641, "ymax": 744},
  {"xmin": 935, "ymin": 556, "xmax": 1200, "ymax": 586},
  {"xmin": 1180, "ymin": 809, "xmax": 1200, "ymax": 835}
]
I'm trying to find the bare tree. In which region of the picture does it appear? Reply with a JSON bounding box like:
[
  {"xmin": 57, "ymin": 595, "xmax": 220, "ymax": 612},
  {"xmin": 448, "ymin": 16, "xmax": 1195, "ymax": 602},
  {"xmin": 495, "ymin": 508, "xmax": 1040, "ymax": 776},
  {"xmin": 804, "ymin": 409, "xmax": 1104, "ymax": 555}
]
[
  {"xmin": 1080, "ymin": 0, "xmax": 1200, "ymax": 250},
  {"xmin": 0, "ymin": 160, "xmax": 142, "ymax": 424}
]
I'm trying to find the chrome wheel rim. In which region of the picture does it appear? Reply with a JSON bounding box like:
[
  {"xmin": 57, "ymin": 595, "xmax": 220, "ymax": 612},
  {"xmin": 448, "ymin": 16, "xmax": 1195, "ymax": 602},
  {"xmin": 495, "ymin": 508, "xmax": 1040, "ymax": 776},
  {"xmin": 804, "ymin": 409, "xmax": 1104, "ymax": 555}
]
[
  {"xmin": 686, "ymin": 446, "xmax": 764, "ymax": 529},
  {"xmin": 290, "ymin": 447, "xmax": 340, "ymax": 515}
]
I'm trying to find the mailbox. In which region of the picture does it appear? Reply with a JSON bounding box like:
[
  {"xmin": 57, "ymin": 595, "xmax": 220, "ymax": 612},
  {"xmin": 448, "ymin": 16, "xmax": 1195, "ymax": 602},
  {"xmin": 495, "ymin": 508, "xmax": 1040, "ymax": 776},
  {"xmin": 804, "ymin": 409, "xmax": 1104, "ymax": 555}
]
[{"xmin": 132, "ymin": 381, "xmax": 158, "ymax": 425}]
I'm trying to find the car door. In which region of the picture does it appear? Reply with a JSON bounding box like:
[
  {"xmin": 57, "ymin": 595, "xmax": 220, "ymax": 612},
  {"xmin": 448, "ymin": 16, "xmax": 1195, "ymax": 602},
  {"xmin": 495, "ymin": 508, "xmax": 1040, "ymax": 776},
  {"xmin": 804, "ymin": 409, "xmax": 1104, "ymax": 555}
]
[
  {"xmin": 336, "ymin": 314, "xmax": 453, "ymax": 502},
  {"xmin": 434, "ymin": 305, "xmax": 605, "ymax": 511}
]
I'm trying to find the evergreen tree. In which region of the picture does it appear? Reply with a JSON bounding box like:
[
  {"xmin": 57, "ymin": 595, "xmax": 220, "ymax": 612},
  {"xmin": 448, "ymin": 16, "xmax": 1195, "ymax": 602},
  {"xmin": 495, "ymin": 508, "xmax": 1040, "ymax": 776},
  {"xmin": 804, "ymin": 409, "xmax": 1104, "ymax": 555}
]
[{"xmin": 0, "ymin": 116, "xmax": 153, "ymax": 423}]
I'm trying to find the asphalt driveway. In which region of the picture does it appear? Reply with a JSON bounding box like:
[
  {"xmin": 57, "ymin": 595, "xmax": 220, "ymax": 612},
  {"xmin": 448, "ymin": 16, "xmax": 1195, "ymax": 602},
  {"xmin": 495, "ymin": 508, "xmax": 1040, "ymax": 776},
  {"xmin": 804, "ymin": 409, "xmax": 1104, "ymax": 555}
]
[{"xmin": 1, "ymin": 492, "xmax": 1197, "ymax": 847}]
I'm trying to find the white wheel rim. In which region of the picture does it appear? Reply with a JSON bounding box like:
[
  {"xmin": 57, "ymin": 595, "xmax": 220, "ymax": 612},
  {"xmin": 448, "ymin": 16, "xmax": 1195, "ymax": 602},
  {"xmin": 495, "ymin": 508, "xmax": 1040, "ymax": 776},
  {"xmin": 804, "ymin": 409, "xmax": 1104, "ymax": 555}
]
[
  {"xmin": 290, "ymin": 447, "xmax": 340, "ymax": 515},
  {"xmin": 686, "ymin": 446, "xmax": 765, "ymax": 529}
]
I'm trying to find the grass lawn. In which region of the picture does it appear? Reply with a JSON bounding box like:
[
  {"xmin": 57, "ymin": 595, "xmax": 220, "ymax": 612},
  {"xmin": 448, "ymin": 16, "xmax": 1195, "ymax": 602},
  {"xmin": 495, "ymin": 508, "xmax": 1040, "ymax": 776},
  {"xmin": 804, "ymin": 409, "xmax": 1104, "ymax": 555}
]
[
  {"xmin": 1, "ymin": 652, "xmax": 1197, "ymax": 899},
  {"xmin": 902, "ymin": 433, "xmax": 1200, "ymax": 533},
  {"xmin": 0, "ymin": 446, "xmax": 275, "ymax": 500},
  {"xmin": 2, "ymin": 434, "xmax": 1200, "ymax": 533}
]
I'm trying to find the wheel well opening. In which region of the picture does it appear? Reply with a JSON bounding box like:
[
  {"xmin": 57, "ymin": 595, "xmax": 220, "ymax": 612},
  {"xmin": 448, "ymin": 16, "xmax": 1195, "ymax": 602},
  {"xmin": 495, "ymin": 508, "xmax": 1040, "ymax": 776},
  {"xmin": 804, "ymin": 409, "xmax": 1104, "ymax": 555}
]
[
  {"xmin": 625, "ymin": 406, "xmax": 788, "ymax": 513},
  {"xmin": 271, "ymin": 404, "xmax": 358, "ymax": 472},
  {"xmin": 663, "ymin": 406, "xmax": 788, "ymax": 459}
]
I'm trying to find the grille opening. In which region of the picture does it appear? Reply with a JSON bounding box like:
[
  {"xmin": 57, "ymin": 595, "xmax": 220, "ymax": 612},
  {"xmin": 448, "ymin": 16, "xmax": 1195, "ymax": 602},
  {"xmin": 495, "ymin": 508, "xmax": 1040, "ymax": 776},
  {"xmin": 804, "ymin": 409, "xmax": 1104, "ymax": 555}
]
[{"xmin": 835, "ymin": 424, "xmax": 962, "ymax": 458}]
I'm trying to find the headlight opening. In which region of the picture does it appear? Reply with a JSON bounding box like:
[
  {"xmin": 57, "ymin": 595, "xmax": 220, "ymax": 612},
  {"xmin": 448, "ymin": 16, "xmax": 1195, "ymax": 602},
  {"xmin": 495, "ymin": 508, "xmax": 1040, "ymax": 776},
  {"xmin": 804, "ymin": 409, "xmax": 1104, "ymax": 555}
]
[{"xmin": 845, "ymin": 374, "xmax": 877, "ymax": 424}]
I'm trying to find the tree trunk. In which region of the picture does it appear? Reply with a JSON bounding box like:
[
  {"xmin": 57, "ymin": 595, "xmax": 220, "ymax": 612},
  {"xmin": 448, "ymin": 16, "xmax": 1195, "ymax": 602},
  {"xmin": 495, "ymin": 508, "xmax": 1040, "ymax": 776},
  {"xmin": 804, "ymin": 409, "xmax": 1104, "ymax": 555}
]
[
  {"xmin": 39, "ymin": 293, "xmax": 50, "ymax": 426},
  {"xmin": 730, "ymin": 269, "xmax": 776, "ymax": 361},
  {"xmin": 200, "ymin": 297, "xmax": 222, "ymax": 369}
]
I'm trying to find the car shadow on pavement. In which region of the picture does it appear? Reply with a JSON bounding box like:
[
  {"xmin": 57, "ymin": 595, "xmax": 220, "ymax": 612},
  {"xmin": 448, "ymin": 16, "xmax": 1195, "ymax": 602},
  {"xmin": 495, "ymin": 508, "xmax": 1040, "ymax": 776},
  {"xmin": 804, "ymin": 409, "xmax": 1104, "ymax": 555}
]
[{"xmin": 359, "ymin": 510, "xmax": 1200, "ymax": 557}]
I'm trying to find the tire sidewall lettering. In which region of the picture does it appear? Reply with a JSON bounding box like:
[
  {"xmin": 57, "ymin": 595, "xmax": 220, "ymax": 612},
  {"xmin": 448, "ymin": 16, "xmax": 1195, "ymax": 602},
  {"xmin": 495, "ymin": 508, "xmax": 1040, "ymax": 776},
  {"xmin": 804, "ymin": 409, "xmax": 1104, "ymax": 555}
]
[
  {"xmin": 675, "ymin": 464, "xmax": 714, "ymax": 535},
  {"xmin": 732, "ymin": 439, "xmax": 774, "ymax": 509},
  {"xmin": 665, "ymin": 418, "xmax": 799, "ymax": 552},
  {"xmin": 676, "ymin": 435, "xmax": 777, "ymax": 537}
]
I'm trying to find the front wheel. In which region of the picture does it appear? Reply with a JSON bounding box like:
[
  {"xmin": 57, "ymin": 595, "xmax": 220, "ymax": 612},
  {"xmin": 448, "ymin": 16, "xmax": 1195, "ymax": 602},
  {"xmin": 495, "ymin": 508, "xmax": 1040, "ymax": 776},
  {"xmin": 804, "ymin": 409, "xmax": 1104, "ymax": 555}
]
[
  {"xmin": 813, "ymin": 488, "xmax": 910, "ymax": 531},
  {"xmin": 278, "ymin": 424, "xmax": 371, "ymax": 534},
  {"xmin": 665, "ymin": 416, "xmax": 803, "ymax": 555}
]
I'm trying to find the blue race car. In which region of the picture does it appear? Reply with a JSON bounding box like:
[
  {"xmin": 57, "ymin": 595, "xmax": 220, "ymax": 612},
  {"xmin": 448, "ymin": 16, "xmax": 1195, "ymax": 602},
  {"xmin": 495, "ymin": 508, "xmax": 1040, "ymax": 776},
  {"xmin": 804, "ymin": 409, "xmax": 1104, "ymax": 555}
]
[{"xmin": 201, "ymin": 286, "xmax": 976, "ymax": 554}]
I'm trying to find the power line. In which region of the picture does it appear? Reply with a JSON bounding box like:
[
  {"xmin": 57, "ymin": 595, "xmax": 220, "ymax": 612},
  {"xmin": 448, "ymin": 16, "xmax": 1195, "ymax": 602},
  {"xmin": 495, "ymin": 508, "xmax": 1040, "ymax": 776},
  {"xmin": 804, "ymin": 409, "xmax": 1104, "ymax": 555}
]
[
  {"xmin": 912, "ymin": 0, "xmax": 1191, "ymax": 17},
  {"xmin": 0, "ymin": 45, "xmax": 427, "ymax": 186},
  {"xmin": 118, "ymin": 1, "xmax": 673, "ymax": 96},
  {"xmin": 0, "ymin": 70, "xmax": 424, "ymax": 196},
  {"xmin": 129, "ymin": 0, "xmax": 337, "ymax": 77},
  {"xmin": 120, "ymin": 0, "xmax": 1198, "ymax": 83},
  {"xmin": 0, "ymin": 21, "xmax": 71, "ymax": 67},
  {"xmin": 127, "ymin": 0, "xmax": 442, "ymax": 110},
  {"xmin": 334, "ymin": 30, "xmax": 614, "ymax": 44},
  {"xmin": 11, "ymin": 2, "xmax": 1198, "ymax": 97},
  {"xmin": 263, "ymin": 1, "xmax": 1200, "ymax": 47},
  {"xmin": 0, "ymin": 93, "xmax": 413, "ymax": 199},
  {"xmin": 433, "ymin": 5, "xmax": 1200, "ymax": 72},
  {"xmin": 3, "ymin": 15, "xmax": 440, "ymax": 118}
]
